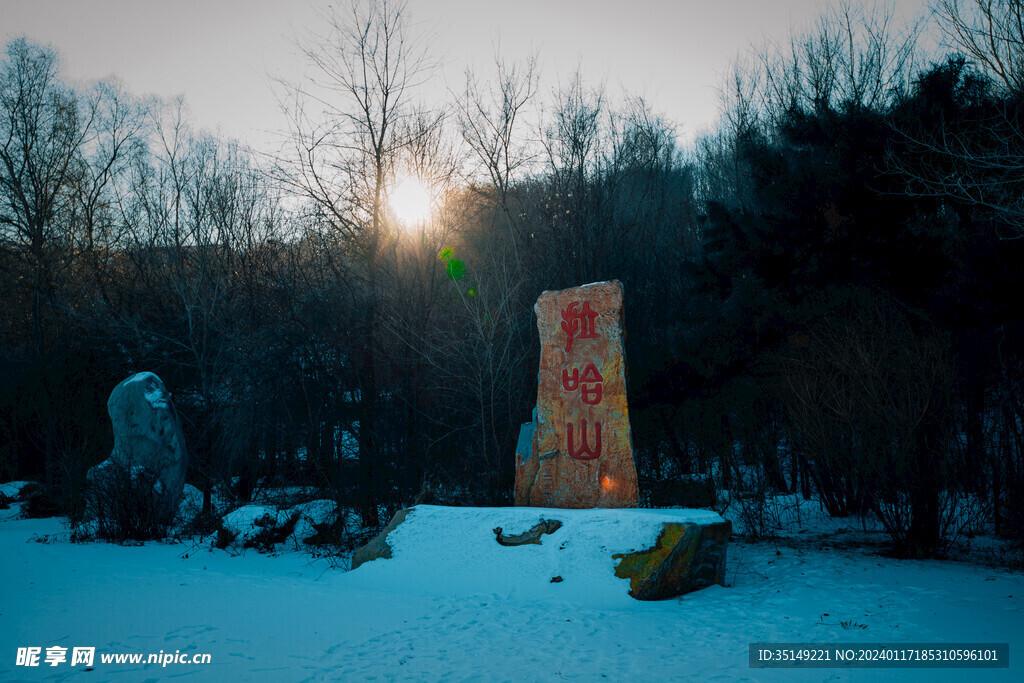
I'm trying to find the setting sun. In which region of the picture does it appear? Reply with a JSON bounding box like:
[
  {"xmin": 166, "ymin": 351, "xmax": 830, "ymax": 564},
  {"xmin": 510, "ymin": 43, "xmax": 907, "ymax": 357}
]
[{"xmin": 390, "ymin": 177, "xmax": 432, "ymax": 225}]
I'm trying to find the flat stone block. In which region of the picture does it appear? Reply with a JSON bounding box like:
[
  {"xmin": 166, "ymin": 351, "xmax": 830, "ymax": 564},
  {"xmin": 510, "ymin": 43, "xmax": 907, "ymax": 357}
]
[
  {"xmin": 349, "ymin": 506, "xmax": 730, "ymax": 603},
  {"xmin": 613, "ymin": 519, "xmax": 731, "ymax": 600}
]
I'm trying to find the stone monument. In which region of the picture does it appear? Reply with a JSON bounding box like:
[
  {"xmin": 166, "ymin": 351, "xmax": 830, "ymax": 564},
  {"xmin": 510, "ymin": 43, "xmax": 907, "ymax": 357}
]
[
  {"xmin": 352, "ymin": 280, "xmax": 731, "ymax": 602},
  {"xmin": 515, "ymin": 280, "xmax": 639, "ymax": 508},
  {"xmin": 87, "ymin": 372, "xmax": 189, "ymax": 524}
]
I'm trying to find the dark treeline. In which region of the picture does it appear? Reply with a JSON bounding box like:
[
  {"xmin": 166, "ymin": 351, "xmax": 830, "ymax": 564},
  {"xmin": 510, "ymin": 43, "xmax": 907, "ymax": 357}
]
[{"xmin": 3, "ymin": 0, "xmax": 1024, "ymax": 557}]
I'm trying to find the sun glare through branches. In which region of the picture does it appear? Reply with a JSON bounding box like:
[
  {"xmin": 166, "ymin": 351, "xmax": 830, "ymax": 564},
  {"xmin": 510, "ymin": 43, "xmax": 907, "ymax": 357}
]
[{"xmin": 389, "ymin": 177, "xmax": 433, "ymax": 225}]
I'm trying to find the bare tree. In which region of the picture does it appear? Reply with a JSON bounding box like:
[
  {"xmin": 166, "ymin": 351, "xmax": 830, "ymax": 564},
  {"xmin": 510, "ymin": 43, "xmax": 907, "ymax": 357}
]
[
  {"xmin": 0, "ymin": 39, "xmax": 92, "ymax": 361},
  {"xmin": 934, "ymin": 0, "xmax": 1024, "ymax": 94},
  {"xmin": 830, "ymin": 0, "xmax": 920, "ymax": 109},
  {"xmin": 107, "ymin": 97, "xmax": 286, "ymax": 510},
  {"xmin": 76, "ymin": 79, "xmax": 147, "ymax": 255},
  {"xmin": 697, "ymin": 0, "xmax": 919, "ymax": 214},
  {"xmin": 531, "ymin": 69, "xmax": 609, "ymax": 284},
  {"xmin": 889, "ymin": 53, "xmax": 1024, "ymax": 235},
  {"xmin": 542, "ymin": 70, "xmax": 605, "ymax": 201},
  {"xmin": 0, "ymin": 38, "xmax": 96, "ymax": 491},
  {"xmin": 458, "ymin": 50, "xmax": 539, "ymax": 226},
  {"xmin": 276, "ymin": 0, "xmax": 436, "ymax": 526},
  {"xmin": 694, "ymin": 59, "xmax": 762, "ymax": 212},
  {"xmin": 896, "ymin": 105, "xmax": 1024, "ymax": 233},
  {"xmin": 885, "ymin": 2, "xmax": 1024, "ymax": 234},
  {"xmin": 777, "ymin": 290, "xmax": 957, "ymax": 555},
  {"xmin": 277, "ymin": 0, "xmax": 433, "ymax": 247},
  {"xmin": 754, "ymin": 0, "xmax": 920, "ymax": 127}
]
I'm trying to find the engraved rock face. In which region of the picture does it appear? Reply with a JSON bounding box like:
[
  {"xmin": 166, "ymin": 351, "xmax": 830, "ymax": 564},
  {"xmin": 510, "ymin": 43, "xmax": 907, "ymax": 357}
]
[{"xmin": 515, "ymin": 280, "xmax": 639, "ymax": 508}]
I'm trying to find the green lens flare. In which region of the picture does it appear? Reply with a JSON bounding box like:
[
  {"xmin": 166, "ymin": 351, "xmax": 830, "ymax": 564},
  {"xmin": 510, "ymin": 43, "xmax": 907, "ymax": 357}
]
[{"xmin": 446, "ymin": 259, "xmax": 466, "ymax": 281}]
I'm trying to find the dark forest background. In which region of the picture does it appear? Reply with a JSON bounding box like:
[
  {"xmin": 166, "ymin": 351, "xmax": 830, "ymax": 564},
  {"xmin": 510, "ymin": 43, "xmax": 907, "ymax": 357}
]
[{"xmin": 3, "ymin": 0, "xmax": 1024, "ymax": 558}]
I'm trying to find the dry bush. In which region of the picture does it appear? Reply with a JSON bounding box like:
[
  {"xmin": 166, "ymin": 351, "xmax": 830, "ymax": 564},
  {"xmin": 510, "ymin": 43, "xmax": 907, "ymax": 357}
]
[
  {"xmin": 84, "ymin": 462, "xmax": 174, "ymax": 542},
  {"xmin": 777, "ymin": 290, "xmax": 959, "ymax": 556}
]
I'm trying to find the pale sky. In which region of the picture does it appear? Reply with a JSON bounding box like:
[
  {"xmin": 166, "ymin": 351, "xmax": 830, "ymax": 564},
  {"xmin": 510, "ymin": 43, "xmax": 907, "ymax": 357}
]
[{"xmin": 2, "ymin": 0, "xmax": 930, "ymax": 151}]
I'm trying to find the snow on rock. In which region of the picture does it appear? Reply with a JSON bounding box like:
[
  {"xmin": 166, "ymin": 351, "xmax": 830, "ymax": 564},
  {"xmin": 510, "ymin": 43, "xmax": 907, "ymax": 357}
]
[
  {"xmin": 209, "ymin": 500, "xmax": 341, "ymax": 549},
  {"xmin": 0, "ymin": 481, "xmax": 31, "ymax": 499},
  {"xmin": 187, "ymin": 498, "xmax": 342, "ymax": 552},
  {"xmin": 176, "ymin": 483, "xmax": 204, "ymax": 521},
  {"xmin": 0, "ymin": 480, "xmax": 31, "ymax": 521},
  {"xmin": 218, "ymin": 504, "xmax": 281, "ymax": 545},
  {"xmin": 289, "ymin": 499, "xmax": 339, "ymax": 542},
  {"xmin": 1, "ymin": 510, "xmax": 1023, "ymax": 680},
  {"xmin": 122, "ymin": 370, "xmax": 169, "ymax": 409},
  {"xmin": 348, "ymin": 505, "xmax": 727, "ymax": 608}
]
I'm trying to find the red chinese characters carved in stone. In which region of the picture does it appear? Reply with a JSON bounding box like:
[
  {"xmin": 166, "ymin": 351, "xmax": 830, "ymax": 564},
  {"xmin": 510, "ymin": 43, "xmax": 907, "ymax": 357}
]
[
  {"xmin": 561, "ymin": 363, "xmax": 604, "ymax": 405},
  {"xmin": 567, "ymin": 420, "xmax": 601, "ymax": 460},
  {"xmin": 560, "ymin": 301, "xmax": 599, "ymax": 352},
  {"xmin": 515, "ymin": 280, "xmax": 638, "ymax": 508}
]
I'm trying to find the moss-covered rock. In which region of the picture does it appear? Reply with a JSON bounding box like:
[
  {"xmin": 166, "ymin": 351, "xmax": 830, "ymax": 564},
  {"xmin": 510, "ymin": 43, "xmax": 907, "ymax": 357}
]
[{"xmin": 613, "ymin": 520, "xmax": 731, "ymax": 600}]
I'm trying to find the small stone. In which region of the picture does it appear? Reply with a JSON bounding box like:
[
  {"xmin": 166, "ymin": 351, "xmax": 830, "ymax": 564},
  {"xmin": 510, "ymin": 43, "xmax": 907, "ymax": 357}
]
[{"xmin": 493, "ymin": 519, "xmax": 562, "ymax": 546}]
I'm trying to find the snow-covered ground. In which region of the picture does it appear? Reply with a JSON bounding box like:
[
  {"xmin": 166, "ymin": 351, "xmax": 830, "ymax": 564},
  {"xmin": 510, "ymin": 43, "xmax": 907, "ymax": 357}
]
[{"xmin": 1, "ymin": 492, "xmax": 1022, "ymax": 681}]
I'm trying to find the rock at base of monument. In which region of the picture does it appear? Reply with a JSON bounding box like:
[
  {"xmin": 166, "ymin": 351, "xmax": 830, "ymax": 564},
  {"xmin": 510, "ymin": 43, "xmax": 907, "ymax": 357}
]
[
  {"xmin": 613, "ymin": 519, "xmax": 731, "ymax": 600},
  {"xmin": 351, "ymin": 508, "xmax": 411, "ymax": 570},
  {"xmin": 349, "ymin": 505, "xmax": 731, "ymax": 603}
]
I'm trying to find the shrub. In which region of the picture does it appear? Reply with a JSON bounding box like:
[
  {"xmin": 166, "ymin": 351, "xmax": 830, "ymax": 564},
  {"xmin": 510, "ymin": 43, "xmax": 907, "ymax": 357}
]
[
  {"xmin": 178, "ymin": 509, "xmax": 225, "ymax": 539},
  {"xmin": 778, "ymin": 291, "xmax": 957, "ymax": 556},
  {"xmin": 243, "ymin": 512, "xmax": 301, "ymax": 553},
  {"xmin": 85, "ymin": 462, "xmax": 173, "ymax": 542},
  {"xmin": 214, "ymin": 527, "xmax": 237, "ymax": 550},
  {"xmin": 21, "ymin": 483, "xmax": 63, "ymax": 519}
]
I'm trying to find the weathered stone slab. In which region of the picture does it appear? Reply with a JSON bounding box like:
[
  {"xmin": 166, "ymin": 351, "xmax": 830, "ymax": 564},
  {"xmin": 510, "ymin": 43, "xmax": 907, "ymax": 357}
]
[
  {"xmin": 348, "ymin": 506, "xmax": 729, "ymax": 603},
  {"xmin": 613, "ymin": 519, "xmax": 731, "ymax": 600},
  {"xmin": 87, "ymin": 372, "xmax": 188, "ymax": 524},
  {"xmin": 351, "ymin": 508, "xmax": 411, "ymax": 569},
  {"xmin": 516, "ymin": 280, "xmax": 638, "ymax": 508}
]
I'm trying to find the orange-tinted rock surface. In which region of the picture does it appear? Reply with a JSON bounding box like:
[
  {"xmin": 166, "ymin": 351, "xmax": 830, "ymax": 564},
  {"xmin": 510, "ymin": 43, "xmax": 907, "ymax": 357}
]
[{"xmin": 515, "ymin": 280, "xmax": 639, "ymax": 508}]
